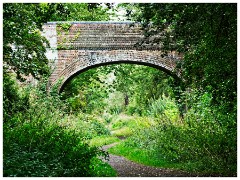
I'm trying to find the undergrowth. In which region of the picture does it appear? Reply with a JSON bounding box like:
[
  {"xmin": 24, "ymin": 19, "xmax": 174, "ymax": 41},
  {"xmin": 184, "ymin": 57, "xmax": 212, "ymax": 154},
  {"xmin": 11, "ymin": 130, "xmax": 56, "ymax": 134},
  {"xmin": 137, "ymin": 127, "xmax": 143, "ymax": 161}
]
[
  {"xmin": 108, "ymin": 92, "xmax": 237, "ymax": 176},
  {"xmin": 3, "ymin": 75, "xmax": 114, "ymax": 177},
  {"xmin": 88, "ymin": 136, "xmax": 120, "ymax": 147},
  {"xmin": 3, "ymin": 73, "xmax": 236, "ymax": 177}
]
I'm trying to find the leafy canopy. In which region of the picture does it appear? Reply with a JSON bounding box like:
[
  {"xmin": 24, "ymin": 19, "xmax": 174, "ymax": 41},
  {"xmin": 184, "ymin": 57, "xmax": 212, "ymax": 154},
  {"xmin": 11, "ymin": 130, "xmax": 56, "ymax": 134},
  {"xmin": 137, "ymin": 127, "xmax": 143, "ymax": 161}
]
[
  {"xmin": 3, "ymin": 3, "xmax": 112, "ymax": 81},
  {"xmin": 3, "ymin": 3, "xmax": 51, "ymax": 80},
  {"xmin": 125, "ymin": 3, "xmax": 237, "ymax": 111}
]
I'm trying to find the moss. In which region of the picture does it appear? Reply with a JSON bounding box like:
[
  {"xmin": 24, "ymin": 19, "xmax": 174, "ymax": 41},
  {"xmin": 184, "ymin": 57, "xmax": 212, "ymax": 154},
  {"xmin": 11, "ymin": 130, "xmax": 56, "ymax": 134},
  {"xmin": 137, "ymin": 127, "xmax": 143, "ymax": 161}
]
[
  {"xmin": 71, "ymin": 32, "xmax": 81, "ymax": 41},
  {"xmin": 58, "ymin": 22, "xmax": 72, "ymax": 32}
]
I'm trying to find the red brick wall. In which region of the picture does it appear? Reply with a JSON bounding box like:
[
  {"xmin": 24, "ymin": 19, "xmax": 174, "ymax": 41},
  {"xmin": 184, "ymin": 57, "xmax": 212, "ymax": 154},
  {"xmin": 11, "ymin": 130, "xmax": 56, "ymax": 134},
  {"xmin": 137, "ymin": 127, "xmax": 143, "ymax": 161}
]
[{"xmin": 42, "ymin": 22, "xmax": 181, "ymax": 91}]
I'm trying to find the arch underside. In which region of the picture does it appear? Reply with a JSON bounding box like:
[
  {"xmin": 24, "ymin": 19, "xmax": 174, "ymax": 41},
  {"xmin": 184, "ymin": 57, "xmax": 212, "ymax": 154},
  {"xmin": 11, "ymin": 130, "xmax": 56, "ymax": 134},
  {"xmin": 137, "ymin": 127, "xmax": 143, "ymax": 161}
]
[{"xmin": 52, "ymin": 50, "xmax": 180, "ymax": 93}]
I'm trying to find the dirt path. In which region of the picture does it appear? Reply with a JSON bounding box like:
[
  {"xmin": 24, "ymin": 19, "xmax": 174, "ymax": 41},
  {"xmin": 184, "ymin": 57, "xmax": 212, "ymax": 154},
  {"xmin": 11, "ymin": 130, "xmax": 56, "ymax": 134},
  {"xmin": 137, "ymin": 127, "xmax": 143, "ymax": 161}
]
[{"xmin": 101, "ymin": 142, "xmax": 196, "ymax": 177}]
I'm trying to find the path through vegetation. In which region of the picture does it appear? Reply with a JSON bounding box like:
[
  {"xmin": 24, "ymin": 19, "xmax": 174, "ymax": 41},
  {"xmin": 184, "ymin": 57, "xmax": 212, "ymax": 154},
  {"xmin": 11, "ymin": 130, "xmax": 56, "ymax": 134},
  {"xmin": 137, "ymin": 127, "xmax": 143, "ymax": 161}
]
[{"xmin": 102, "ymin": 142, "xmax": 195, "ymax": 177}]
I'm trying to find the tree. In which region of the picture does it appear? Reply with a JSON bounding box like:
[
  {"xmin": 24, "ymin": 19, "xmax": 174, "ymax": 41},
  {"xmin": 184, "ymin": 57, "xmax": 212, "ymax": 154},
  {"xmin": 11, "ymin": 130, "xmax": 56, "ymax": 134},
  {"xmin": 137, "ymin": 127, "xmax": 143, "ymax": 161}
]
[
  {"xmin": 126, "ymin": 3, "xmax": 237, "ymax": 111},
  {"xmin": 110, "ymin": 64, "xmax": 174, "ymax": 115},
  {"xmin": 3, "ymin": 3, "xmax": 52, "ymax": 80},
  {"xmin": 61, "ymin": 66, "xmax": 115, "ymax": 114},
  {"xmin": 3, "ymin": 3, "xmax": 112, "ymax": 81},
  {"xmin": 48, "ymin": 3, "xmax": 111, "ymax": 21}
]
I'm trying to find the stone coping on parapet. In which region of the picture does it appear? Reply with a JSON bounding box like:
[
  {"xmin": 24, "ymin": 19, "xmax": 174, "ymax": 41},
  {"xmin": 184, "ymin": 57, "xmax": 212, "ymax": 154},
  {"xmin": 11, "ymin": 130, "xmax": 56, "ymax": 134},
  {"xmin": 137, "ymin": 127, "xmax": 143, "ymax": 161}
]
[{"xmin": 44, "ymin": 21, "xmax": 139, "ymax": 25}]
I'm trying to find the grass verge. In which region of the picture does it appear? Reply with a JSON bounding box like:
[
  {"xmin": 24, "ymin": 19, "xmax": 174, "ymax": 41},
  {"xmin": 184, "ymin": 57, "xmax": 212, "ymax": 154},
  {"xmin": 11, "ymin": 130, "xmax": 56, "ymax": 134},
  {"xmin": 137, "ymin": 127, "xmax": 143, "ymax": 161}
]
[
  {"xmin": 108, "ymin": 142, "xmax": 227, "ymax": 176},
  {"xmin": 88, "ymin": 135, "xmax": 120, "ymax": 147},
  {"xmin": 108, "ymin": 142, "xmax": 181, "ymax": 169},
  {"xmin": 90, "ymin": 157, "xmax": 117, "ymax": 177},
  {"xmin": 111, "ymin": 127, "xmax": 133, "ymax": 138}
]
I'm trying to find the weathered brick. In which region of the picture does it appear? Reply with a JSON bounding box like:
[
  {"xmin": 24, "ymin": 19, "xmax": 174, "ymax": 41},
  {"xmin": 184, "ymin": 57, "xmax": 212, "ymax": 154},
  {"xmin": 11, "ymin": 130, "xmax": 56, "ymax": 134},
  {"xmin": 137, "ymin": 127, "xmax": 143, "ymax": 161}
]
[{"xmin": 42, "ymin": 22, "xmax": 182, "ymax": 91}]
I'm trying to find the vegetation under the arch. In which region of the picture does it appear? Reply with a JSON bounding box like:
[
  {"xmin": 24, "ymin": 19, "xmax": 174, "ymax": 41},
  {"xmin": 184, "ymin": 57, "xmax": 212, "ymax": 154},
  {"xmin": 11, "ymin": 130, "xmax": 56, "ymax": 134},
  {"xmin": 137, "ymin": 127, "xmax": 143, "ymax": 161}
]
[
  {"xmin": 3, "ymin": 3, "xmax": 237, "ymax": 177},
  {"xmin": 58, "ymin": 61, "xmax": 181, "ymax": 94}
]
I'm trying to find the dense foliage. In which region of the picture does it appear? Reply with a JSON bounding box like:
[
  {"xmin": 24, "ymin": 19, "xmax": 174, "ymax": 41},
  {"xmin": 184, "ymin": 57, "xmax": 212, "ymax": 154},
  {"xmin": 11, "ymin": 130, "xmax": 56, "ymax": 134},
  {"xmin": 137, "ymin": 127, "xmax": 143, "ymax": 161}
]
[
  {"xmin": 106, "ymin": 3, "xmax": 236, "ymax": 176},
  {"xmin": 3, "ymin": 3, "xmax": 115, "ymax": 177},
  {"xmin": 3, "ymin": 3, "xmax": 237, "ymax": 177},
  {"xmin": 125, "ymin": 3, "xmax": 237, "ymax": 111},
  {"xmin": 3, "ymin": 73, "xmax": 116, "ymax": 177},
  {"xmin": 110, "ymin": 92, "xmax": 236, "ymax": 176},
  {"xmin": 3, "ymin": 3, "xmax": 50, "ymax": 80},
  {"xmin": 47, "ymin": 3, "xmax": 111, "ymax": 21},
  {"xmin": 61, "ymin": 64, "xmax": 174, "ymax": 116},
  {"xmin": 3, "ymin": 3, "xmax": 111, "ymax": 81}
]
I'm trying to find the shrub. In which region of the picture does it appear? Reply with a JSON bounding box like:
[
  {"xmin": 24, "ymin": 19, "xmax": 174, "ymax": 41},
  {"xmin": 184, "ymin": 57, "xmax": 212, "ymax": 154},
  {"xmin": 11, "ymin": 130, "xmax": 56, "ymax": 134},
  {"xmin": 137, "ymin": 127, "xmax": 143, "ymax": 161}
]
[
  {"xmin": 90, "ymin": 120, "xmax": 111, "ymax": 136},
  {"xmin": 3, "ymin": 81, "xmax": 108, "ymax": 177},
  {"xmin": 3, "ymin": 71, "xmax": 29, "ymax": 122},
  {"xmin": 147, "ymin": 95, "xmax": 180, "ymax": 123},
  {"xmin": 121, "ymin": 92, "xmax": 237, "ymax": 176},
  {"xmin": 3, "ymin": 122, "xmax": 105, "ymax": 177}
]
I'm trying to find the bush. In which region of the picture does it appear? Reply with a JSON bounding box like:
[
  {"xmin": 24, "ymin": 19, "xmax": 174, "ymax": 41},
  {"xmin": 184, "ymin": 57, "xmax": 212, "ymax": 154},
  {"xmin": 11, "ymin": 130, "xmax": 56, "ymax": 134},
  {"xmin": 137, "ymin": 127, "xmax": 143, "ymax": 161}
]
[
  {"xmin": 3, "ymin": 71, "xmax": 29, "ymax": 122},
  {"xmin": 121, "ymin": 92, "xmax": 237, "ymax": 176},
  {"xmin": 111, "ymin": 119, "xmax": 128, "ymax": 130},
  {"xmin": 90, "ymin": 120, "xmax": 111, "ymax": 136},
  {"xmin": 4, "ymin": 122, "xmax": 105, "ymax": 177},
  {"xmin": 57, "ymin": 112, "xmax": 111, "ymax": 141},
  {"xmin": 147, "ymin": 95, "xmax": 180, "ymax": 123},
  {"xmin": 102, "ymin": 112, "xmax": 113, "ymax": 124},
  {"xmin": 3, "ymin": 81, "xmax": 108, "ymax": 177}
]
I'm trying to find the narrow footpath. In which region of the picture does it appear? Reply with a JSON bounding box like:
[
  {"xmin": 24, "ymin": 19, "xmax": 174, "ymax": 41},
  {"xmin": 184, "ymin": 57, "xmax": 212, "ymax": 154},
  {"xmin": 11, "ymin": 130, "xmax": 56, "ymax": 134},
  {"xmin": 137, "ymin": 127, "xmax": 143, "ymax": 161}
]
[{"xmin": 101, "ymin": 142, "xmax": 196, "ymax": 177}]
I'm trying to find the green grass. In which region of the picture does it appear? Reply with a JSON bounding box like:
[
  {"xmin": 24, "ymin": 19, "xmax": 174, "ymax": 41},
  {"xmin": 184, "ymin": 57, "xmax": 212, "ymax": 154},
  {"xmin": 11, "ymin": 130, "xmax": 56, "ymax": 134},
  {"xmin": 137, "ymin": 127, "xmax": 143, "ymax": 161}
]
[
  {"xmin": 108, "ymin": 142, "xmax": 181, "ymax": 169},
  {"xmin": 108, "ymin": 141, "xmax": 228, "ymax": 176},
  {"xmin": 90, "ymin": 157, "xmax": 117, "ymax": 177},
  {"xmin": 111, "ymin": 127, "xmax": 133, "ymax": 138},
  {"xmin": 88, "ymin": 135, "xmax": 120, "ymax": 147},
  {"xmin": 110, "ymin": 115, "xmax": 155, "ymax": 130}
]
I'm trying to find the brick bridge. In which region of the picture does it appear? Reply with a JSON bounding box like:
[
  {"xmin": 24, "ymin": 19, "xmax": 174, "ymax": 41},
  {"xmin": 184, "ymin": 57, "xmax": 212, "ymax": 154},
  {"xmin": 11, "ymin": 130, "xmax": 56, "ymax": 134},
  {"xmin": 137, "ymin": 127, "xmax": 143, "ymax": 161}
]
[{"xmin": 42, "ymin": 21, "xmax": 182, "ymax": 92}]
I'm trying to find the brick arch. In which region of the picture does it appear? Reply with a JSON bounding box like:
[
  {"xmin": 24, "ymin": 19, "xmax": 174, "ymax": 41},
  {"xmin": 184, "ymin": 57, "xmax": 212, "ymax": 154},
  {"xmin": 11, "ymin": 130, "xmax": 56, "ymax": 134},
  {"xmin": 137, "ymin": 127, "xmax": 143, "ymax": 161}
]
[
  {"xmin": 42, "ymin": 22, "xmax": 182, "ymax": 92},
  {"xmin": 57, "ymin": 51, "xmax": 180, "ymax": 93}
]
